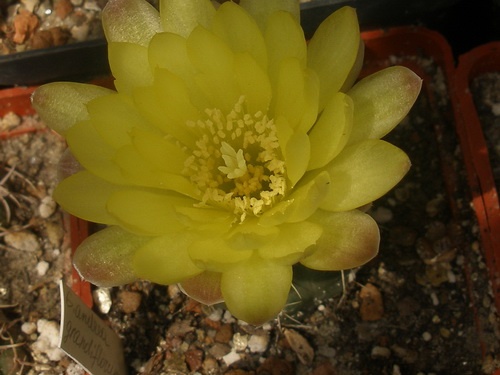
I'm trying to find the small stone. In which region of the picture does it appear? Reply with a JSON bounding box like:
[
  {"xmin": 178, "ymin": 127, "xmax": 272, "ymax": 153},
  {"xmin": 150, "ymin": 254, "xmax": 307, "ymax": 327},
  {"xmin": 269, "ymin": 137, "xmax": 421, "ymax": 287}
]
[
  {"xmin": 422, "ymin": 332, "xmax": 432, "ymax": 341},
  {"xmin": 4, "ymin": 230, "xmax": 41, "ymax": 252},
  {"xmin": 222, "ymin": 350, "xmax": 240, "ymax": 366},
  {"xmin": 167, "ymin": 284, "xmax": 180, "ymax": 299},
  {"xmin": 54, "ymin": 0, "xmax": 73, "ymax": 19},
  {"xmin": 207, "ymin": 307, "xmax": 223, "ymax": 322},
  {"xmin": 93, "ymin": 287, "xmax": 112, "ymax": 314},
  {"xmin": 13, "ymin": 9, "xmax": 39, "ymax": 44},
  {"xmin": 371, "ymin": 346, "xmax": 391, "ymax": 359},
  {"xmin": 232, "ymin": 332, "xmax": 248, "ymax": 351},
  {"xmin": 21, "ymin": 321, "xmax": 37, "ymax": 335},
  {"xmin": 208, "ymin": 343, "xmax": 231, "ymax": 359},
  {"xmin": 71, "ymin": 23, "xmax": 89, "ymax": 41},
  {"xmin": 119, "ymin": 290, "xmax": 142, "ymax": 313},
  {"xmin": 439, "ymin": 327, "xmax": 451, "ymax": 338},
  {"xmin": 35, "ymin": 261, "xmax": 49, "ymax": 276},
  {"xmin": 430, "ymin": 292, "xmax": 440, "ymax": 306},
  {"xmin": 29, "ymin": 27, "xmax": 71, "ymax": 49},
  {"xmin": 185, "ymin": 347, "xmax": 203, "ymax": 372},
  {"xmin": 359, "ymin": 283, "xmax": 384, "ymax": 321},
  {"xmin": 38, "ymin": 196, "xmax": 57, "ymax": 218},
  {"xmin": 0, "ymin": 112, "xmax": 21, "ymax": 131},
  {"xmin": 20, "ymin": 0, "xmax": 39, "ymax": 13},
  {"xmin": 391, "ymin": 345, "xmax": 418, "ymax": 364},
  {"xmin": 215, "ymin": 324, "xmax": 233, "ymax": 344},
  {"xmin": 32, "ymin": 319, "xmax": 65, "ymax": 361},
  {"xmin": 371, "ymin": 206, "xmax": 393, "ymax": 224},
  {"xmin": 202, "ymin": 357, "xmax": 219, "ymax": 374},
  {"xmin": 83, "ymin": 0, "xmax": 102, "ymax": 11},
  {"xmin": 248, "ymin": 333, "xmax": 269, "ymax": 353}
]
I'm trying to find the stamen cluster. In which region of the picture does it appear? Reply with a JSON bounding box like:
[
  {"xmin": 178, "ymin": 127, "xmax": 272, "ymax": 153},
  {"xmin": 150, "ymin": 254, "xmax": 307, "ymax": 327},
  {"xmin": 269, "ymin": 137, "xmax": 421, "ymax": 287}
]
[{"xmin": 184, "ymin": 96, "xmax": 286, "ymax": 221}]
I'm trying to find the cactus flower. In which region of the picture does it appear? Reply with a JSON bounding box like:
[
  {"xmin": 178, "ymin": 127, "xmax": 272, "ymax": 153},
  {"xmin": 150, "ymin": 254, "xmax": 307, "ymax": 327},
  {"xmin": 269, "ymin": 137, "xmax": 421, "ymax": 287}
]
[{"xmin": 33, "ymin": 0, "xmax": 421, "ymax": 324}]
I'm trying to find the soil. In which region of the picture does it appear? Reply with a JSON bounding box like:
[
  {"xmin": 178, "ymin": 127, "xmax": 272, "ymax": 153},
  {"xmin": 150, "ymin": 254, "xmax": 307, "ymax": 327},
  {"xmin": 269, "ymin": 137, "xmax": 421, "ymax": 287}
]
[{"xmin": 1, "ymin": 51, "xmax": 500, "ymax": 375}]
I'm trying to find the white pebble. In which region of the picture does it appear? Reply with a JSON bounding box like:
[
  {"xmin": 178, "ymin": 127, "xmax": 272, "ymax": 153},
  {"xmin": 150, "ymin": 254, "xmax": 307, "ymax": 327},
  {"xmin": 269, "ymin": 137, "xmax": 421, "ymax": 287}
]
[
  {"xmin": 71, "ymin": 23, "xmax": 90, "ymax": 41},
  {"xmin": 223, "ymin": 310, "xmax": 235, "ymax": 323},
  {"xmin": 232, "ymin": 333, "xmax": 248, "ymax": 351},
  {"xmin": 0, "ymin": 112, "xmax": 21, "ymax": 131},
  {"xmin": 93, "ymin": 287, "xmax": 112, "ymax": 314},
  {"xmin": 32, "ymin": 319, "xmax": 65, "ymax": 361},
  {"xmin": 39, "ymin": 196, "xmax": 57, "ymax": 218},
  {"xmin": 21, "ymin": 321, "xmax": 37, "ymax": 335},
  {"xmin": 248, "ymin": 334, "xmax": 269, "ymax": 353},
  {"xmin": 36, "ymin": 261, "xmax": 50, "ymax": 276},
  {"xmin": 222, "ymin": 350, "xmax": 240, "ymax": 366}
]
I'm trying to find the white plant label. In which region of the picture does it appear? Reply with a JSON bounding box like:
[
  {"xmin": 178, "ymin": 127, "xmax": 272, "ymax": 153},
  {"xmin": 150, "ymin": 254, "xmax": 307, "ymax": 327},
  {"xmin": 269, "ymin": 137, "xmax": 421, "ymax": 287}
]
[{"xmin": 59, "ymin": 280, "xmax": 127, "ymax": 375}]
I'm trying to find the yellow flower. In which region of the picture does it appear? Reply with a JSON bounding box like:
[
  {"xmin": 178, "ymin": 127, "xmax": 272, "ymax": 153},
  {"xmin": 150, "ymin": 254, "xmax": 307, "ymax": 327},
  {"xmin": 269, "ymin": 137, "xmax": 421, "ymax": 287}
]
[{"xmin": 32, "ymin": 0, "xmax": 421, "ymax": 324}]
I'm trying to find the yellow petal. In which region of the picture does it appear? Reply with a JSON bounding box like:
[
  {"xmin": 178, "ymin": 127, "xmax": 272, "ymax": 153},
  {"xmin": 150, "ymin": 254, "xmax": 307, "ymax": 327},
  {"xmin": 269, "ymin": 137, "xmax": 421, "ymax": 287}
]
[
  {"xmin": 347, "ymin": 66, "xmax": 422, "ymax": 144},
  {"xmin": 73, "ymin": 226, "xmax": 149, "ymax": 287},
  {"xmin": 188, "ymin": 236, "xmax": 253, "ymax": 272},
  {"xmin": 341, "ymin": 38, "xmax": 365, "ymax": 92},
  {"xmin": 212, "ymin": 2, "xmax": 267, "ymax": 69},
  {"xmin": 239, "ymin": 0, "xmax": 300, "ymax": 32},
  {"xmin": 132, "ymin": 85, "xmax": 197, "ymax": 149},
  {"xmin": 32, "ymin": 83, "xmax": 113, "ymax": 135},
  {"xmin": 153, "ymin": 68, "xmax": 201, "ymax": 141},
  {"xmin": 107, "ymin": 189, "xmax": 194, "ymax": 235},
  {"xmin": 113, "ymin": 145, "xmax": 198, "ymax": 197},
  {"xmin": 148, "ymin": 32, "xmax": 209, "ymax": 111},
  {"xmin": 66, "ymin": 120, "xmax": 128, "ymax": 185},
  {"xmin": 307, "ymin": 92, "xmax": 353, "ymax": 170},
  {"xmin": 320, "ymin": 140, "xmax": 411, "ymax": 211},
  {"xmin": 307, "ymin": 6, "xmax": 360, "ymax": 110},
  {"xmin": 86, "ymin": 93, "xmax": 149, "ymax": 149},
  {"xmin": 130, "ymin": 127, "xmax": 187, "ymax": 174},
  {"xmin": 179, "ymin": 271, "xmax": 224, "ymax": 305},
  {"xmin": 102, "ymin": 0, "xmax": 161, "ymax": 46},
  {"xmin": 221, "ymin": 256, "xmax": 292, "ymax": 324},
  {"xmin": 133, "ymin": 231, "xmax": 203, "ymax": 284},
  {"xmin": 53, "ymin": 171, "xmax": 120, "ymax": 224},
  {"xmin": 159, "ymin": 0, "xmax": 215, "ymax": 38},
  {"xmin": 272, "ymin": 57, "xmax": 319, "ymax": 132},
  {"xmin": 258, "ymin": 221, "xmax": 323, "ymax": 264},
  {"xmin": 186, "ymin": 26, "xmax": 239, "ymax": 113},
  {"xmin": 259, "ymin": 171, "xmax": 330, "ymax": 226},
  {"xmin": 264, "ymin": 10, "xmax": 307, "ymax": 82},
  {"xmin": 108, "ymin": 42, "xmax": 153, "ymax": 94},
  {"xmin": 225, "ymin": 219, "xmax": 280, "ymax": 251},
  {"xmin": 300, "ymin": 209, "xmax": 379, "ymax": 270},
  {"xmin": 284, "ymin": 130, "xmax": 310, "ymax": 187}
]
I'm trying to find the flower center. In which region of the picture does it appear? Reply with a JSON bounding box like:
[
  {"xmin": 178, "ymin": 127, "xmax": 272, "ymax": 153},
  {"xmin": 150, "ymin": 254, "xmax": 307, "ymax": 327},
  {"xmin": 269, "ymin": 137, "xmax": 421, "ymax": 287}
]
[{"xmin": 183, "ymin": 96, "xmax": 286, "ymax": 221}]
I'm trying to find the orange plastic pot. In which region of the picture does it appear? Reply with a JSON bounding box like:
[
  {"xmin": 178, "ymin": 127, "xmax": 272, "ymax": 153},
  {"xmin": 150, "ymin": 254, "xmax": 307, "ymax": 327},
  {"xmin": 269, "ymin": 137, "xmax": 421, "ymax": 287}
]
[{"xmin": 453, "ymin": 42, "xmax": 500, "ymax": 316}]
